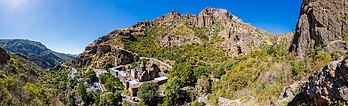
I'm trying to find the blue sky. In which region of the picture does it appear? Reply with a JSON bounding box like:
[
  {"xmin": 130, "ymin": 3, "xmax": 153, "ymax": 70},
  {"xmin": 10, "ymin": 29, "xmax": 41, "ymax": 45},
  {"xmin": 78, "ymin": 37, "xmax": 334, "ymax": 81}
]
[{"xmin": 0, "ymin": 0, "xmax": 303, "ymax": 54}]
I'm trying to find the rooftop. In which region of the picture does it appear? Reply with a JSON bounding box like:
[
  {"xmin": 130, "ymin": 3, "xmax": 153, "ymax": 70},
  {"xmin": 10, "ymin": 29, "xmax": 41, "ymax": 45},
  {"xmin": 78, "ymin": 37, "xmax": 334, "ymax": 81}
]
[
  {"xmin": 154, "ymin": 76, "xmax": 168, "ymax": 81},
  {"xmin": 129, "ymin": 80, "xmax": 139, "ymax": 85},
  {"xmin": 118, "ymin": 70, "xmax": 128, "ymax": 77}
]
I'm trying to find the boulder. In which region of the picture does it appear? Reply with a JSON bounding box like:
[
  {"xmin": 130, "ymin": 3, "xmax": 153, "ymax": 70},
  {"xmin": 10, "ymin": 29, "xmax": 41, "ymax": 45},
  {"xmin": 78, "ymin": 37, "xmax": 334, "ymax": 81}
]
[{"xmin": 305, "ymin": 57, "xmax": 348, "ymax": 105}]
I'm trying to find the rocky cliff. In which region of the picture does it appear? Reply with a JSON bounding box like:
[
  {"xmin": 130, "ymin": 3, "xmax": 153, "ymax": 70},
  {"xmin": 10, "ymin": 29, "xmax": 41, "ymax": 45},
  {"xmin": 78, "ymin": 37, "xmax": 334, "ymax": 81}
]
[
  {"xmin": 68, "ymin": 7, "xmax": 281, "ymax": 71},
  {"xmin": 290, "ymin": 0, "xmax": 348, "ymax": 58},
  {"xmin": 194, "ymin": 7, "xmax": 275, "ymax": 56}
]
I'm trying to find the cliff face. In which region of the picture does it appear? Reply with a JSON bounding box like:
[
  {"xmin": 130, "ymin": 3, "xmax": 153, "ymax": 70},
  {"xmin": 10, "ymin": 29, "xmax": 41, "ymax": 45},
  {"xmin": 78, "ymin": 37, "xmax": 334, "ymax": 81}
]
[
  {"xmin": 290, "ymin": 0, "xmax": 348, "ymax": 58},
  {"xmin": 68, "ymin": 7, "xmax": 280, "ymax": 70},
  {"xmin": 194, "ymin": 8, "xmax": 275, "ymax": 56}
]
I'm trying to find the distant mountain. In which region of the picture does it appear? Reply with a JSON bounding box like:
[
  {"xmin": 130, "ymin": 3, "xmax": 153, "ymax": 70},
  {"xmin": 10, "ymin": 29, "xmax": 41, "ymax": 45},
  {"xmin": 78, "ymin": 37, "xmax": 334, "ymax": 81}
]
[{"xmin": 0, "ymin": 39, "xmax": 75, "ymax": 69}]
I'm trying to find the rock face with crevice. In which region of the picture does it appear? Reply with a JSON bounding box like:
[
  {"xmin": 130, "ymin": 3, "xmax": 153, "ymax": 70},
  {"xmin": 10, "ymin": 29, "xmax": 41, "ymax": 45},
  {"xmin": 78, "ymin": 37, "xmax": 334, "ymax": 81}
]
[
  {"xmin": 290, "ymin": 0, "xmax": 348, "ymax": 58},
  {"xmin": 306, "ymin": 57, "xmax": 348, "ymax": 105},
  {"xmin": 155, "ymin": 34, "xmax": 202, "ymax": 47},
  {"xmin": 193, "ymin": 8, "xmax": 276, "ymax": 56}
]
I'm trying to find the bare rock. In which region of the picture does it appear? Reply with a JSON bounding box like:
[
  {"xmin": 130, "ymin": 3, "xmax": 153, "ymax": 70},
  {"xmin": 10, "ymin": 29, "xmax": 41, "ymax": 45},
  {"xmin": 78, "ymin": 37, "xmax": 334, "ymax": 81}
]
[
  {"xmin": 324, "ymin": 40, "xmax": 348, "ymax": 53},
  {"xmin": 113, "ymin": 48, "xmax": 139, "ymax": 66},
  {"xmin": 155, "ymin": 34, "xmax": 202, "ymax": 47},
  {"xmin": 290, "ymin": 0, "xmax": 348, "ymax": 58},
  {"xmin": 157, "ymin": 10, "xmax": 181, "ymax": 21},
  {"xmin": 305, "ymin": 57, "xmax": 348, "ymax": 105},
  {"xmin": 275, "ymin": 81, "xmax": 306, "ymax": 104},
  {"xmin": 193, "ymin": 7, "xmax": 233, "ymax": 27}
]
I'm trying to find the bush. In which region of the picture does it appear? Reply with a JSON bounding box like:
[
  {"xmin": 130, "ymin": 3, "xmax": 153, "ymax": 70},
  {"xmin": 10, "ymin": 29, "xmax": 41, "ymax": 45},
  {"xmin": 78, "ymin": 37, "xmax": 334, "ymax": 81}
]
[
  {"xmin": 137, "ymin": 82, "xmax": 158, "ymax": 105},
  {"xmin": 212, "ymin": 66, "xmax": 224, "ymax": 78},
  {"xmin": 103, "ymin": 62, "xmax": 113, "ymax": 70},
  {"xmin": 77, "ymin": 82, "xmax": 86, "ymax": 100},
  {"xmin": 170, "ymin": 63, "xmax": 195, "ymax": 86},
  {"xmin": 196, "ymin": 76, "xmax": 211, "ymax": 95},
  {"xmin": 163, "ymin": 76, "xmax": 182, "ymax": 106},
  {"xmin": 312, "ymin": 51, "xmax": 332, "ymax": 70},
  {"xmin": 85, "ymin": 71, "xmax": 97, "ymax": 83},
  {"xmin": 98, "ymin": 92, "xmax": 121, "ymax": 106},
  {"xmin": 342, "ymin": 30, "xmax": 348, "ymax": 42},
  {"xmin": 291, "ymin": 61, "xmax": 306, "ymax": 76},
  {"xmin": 99, "ymin": 73, "xmax": 111, "ymax": 84}
]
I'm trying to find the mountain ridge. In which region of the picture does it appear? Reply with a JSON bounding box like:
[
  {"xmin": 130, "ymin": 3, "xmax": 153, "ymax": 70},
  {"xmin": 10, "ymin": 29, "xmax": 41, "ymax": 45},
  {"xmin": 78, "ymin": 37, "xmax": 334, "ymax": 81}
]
[
  {"xmin": 0, "ymin": 39, "xmax": 75, "ymax": 69},
  {"xmin": 62, "ymin": 2, "xmax": 348, "ymax": 105}
]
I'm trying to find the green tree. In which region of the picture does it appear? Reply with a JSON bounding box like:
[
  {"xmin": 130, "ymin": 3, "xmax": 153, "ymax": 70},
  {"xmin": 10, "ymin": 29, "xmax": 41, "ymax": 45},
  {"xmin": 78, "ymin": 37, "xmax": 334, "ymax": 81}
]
[
  {"xmin": 85, "ymin": 71, "xmax": 97, "ymax": 83},
  {"xmin": 103, "ymin": 62, "xmax": 113, "ymax": 70},
  {"xmin": 77, "ymin": 82, "xmax": 87, "ymax": 102},
  {"xmin": 98, "ymin": 92, "xmax": 121, "ymax": 106},
  {"xmin": 163, "ymin": 76, "xmax": 182, "ymax": 106},
  {"xmin": 68, "ymin": 78, "xmax": 77, "ymax": 89},
  {"xmin": 86, "ymin": 90, "xmax": 95, "ymax": 105},
  {"xmin": 291, "ymin": 61, "xmax": 306, "ymax": 76},
  {"xmin": 113, "ymin": 91, "xmax": 122, "ymax": 104},
  {"xmin": 212, "ymin": 66, "xmax": 224, "ymax": 78},
  {"xmin": 65, "ymin": 91, "xmax": 77, "ymax": 106},
  {"xmin": 137, "ymin": 82, "xmax": 158, "ymax": 105},
  {"xmin": 170, "ymin": 63, "xmax": 195, "ymax": 86},
  {"xmin": 99, "ymin": 73, "xmax": 111, "ymax": 84},
  {"xmin": 104, "ymin": 78, "xmax": 116, "ymax": 92}
]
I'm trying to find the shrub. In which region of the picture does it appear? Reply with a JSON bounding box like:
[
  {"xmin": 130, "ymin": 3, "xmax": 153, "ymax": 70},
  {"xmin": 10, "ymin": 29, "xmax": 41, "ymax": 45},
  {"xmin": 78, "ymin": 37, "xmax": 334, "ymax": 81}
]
[
  {"xmin": 342, "ymin": 31, "xmax": 348, "ymax": 42},
  {"xmin": 312, "ymin": 51, "xmax": 332, "ymax": 70},
  {"xmin": 291, "ymin": 61, "xmax": 306, "ymax": 76},
  {"xmin": 137, "ymin": 82, "xmax": 158, "ymax": 105},
  {"xmin": 103, "ymin": 62, "xmax": 113, "ymax": 70},
  {"xmin": 85, "ymin": 71, "xmax": 97, "ymax": 83}
]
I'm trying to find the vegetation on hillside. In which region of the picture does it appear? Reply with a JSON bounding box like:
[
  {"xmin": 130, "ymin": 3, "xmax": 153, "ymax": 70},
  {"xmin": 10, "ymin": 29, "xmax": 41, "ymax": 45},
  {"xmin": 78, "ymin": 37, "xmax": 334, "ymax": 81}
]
[
  {"xmin": 0, "ymin": 39, "xmax": 75, "ymax": 69},
  {"xmin": 0, "ymin": 52, "xmax": 67, "ymax": 105}
]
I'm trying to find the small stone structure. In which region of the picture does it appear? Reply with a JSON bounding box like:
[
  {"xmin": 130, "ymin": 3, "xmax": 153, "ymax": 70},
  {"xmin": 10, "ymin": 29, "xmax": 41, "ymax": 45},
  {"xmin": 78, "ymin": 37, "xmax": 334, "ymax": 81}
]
[{"xmin": 110, "ymin": 60, "xmax": 168, "ymax": 96}]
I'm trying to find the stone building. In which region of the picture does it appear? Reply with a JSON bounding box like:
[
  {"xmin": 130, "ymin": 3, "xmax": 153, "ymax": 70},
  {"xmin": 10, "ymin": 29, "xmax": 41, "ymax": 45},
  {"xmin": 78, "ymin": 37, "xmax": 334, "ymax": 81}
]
[{"xmin": 110, "ymin": 60, "xmax": 167, "ymax": 97}]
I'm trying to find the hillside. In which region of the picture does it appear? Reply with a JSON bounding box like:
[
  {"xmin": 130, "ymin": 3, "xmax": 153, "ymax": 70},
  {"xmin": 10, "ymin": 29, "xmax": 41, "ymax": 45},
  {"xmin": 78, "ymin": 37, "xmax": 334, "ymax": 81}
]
[
  {"xmin": 63, "ymin": 0, "xmax": 348, "ymax": 106},
  {"xmin": 0, "ymin": 47, "xmax": 67, "ymax": 105},
  {"xmin": 0, "ymin": 39, "xmax": 75, "ymax": 69},
  {"xmin": 65, "ymin": 7, "xmax": 295, "ymax": 105}
]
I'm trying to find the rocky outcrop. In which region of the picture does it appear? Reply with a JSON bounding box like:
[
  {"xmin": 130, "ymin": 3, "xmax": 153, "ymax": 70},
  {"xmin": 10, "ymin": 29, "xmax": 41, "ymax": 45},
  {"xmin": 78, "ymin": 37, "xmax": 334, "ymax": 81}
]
[
  {"xmin": 288, "ymin": 57, "xmax": 348, "ymax": 105},
  {"xmin": 95, "ymin": 45, "xmax": 112, "ymax": 59},
  {"xmin": 324, "ymin": 40, "xmax": 348, "ymax": 54},
  {"xmin": 195, "ymin": 8, "xmax": 274, "ymax": 56},
  {"xmin": 193, "ymin": 7, "xmax": 233, "ymax": 27},
  {"xmin": 304, "ymin": 57, "xmax": 348, "ymax": 105},
  {"xmin": 274, "ymin": 81, "xmax": 306, "ymax": 104},
  {"xmin": 0, "ymin": 47, "xmax": 10, "ymax": 64},
  {"xmin": 68, "ymin": 30, "xmax": 139, "ymax": 69},
  {"xmin": 155, "ymin": 34, "xmax": 202, "ymax": 47},
  {"xmin": 113, "ymin": 49, "xmax": 139, "ymax": 66},
  {"xmin": 68, "ymin": 7, "xmax": 277, "ymax": 71},
  {"xmin": 290, "ymin": 0, "xmax": 348, "ymax": 58},
  {"xmin": 157, "ymin": 10, "xmax": 181, "ymax": 21}
]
